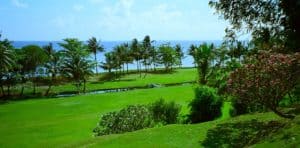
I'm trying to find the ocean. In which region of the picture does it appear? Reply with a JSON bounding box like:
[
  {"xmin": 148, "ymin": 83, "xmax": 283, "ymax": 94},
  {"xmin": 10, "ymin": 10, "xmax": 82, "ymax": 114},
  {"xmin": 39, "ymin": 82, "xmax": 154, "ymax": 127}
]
[{"xmin": 12, "ymin": 40, "xmax": 223, "ymax": 72}]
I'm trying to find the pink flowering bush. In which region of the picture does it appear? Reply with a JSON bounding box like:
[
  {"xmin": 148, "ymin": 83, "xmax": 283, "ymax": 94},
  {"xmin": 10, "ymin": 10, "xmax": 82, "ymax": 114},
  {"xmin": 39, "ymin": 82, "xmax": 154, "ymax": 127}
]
[{"xmin": 227, "ymin": 51, "xmax": 300, "ymax": 119}]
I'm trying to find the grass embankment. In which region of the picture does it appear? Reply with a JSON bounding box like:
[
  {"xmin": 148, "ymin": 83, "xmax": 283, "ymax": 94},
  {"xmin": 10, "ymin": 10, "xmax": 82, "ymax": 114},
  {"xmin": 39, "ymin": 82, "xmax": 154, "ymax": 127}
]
[
  {"xmin": 0, "ymin": 85, "xmax": 196, "ymax": 147},
  {"xmin": 71, "ymin": 111, "xmax": 300, "ymax": 148}
]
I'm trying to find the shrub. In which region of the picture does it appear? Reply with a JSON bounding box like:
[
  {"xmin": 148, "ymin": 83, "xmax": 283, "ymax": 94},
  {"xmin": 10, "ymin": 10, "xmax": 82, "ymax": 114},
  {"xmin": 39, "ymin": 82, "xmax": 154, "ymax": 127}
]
[
  {"xmin": 93, "ymin": 105, "xmax": 153, "ymax": 136},
  {"xmin": 149, "ymin": 98, "xmax": 181, "ymax": 124},
  {"xmin": 188, "ymin": 86, "xmax": 223, "ymax": 123},
  {"xmin": 227, "ymin": 51, "xmax": 300, "ymax": 119},
  {"xmin": 230, "ymin": 97, "xmax": 265, "ymax": 117}
]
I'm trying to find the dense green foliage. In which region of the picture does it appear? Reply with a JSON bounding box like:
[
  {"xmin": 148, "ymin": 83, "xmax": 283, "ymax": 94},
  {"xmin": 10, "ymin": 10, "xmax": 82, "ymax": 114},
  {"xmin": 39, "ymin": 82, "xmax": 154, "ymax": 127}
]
[
  {"xmin": 148, "ymin": 99, "xmax": 181, "ymax": 124},
  {"xmin": 93, "ymin": 105, "xmax": 153, "ymax": 136},
  {"xmin": 188, "ymin": 86, "xmax": 223, "ymax": 123},
  {"xmin": 60, "ymin": 38, "xmax": 94, "ymax": 93},
  {"xmin": 209, "ymin": 0, "xmax": 300, "ymax": 52},
  {"xmin": 93, "ymin": 99, "xmax": 181, "ymax": 136}
]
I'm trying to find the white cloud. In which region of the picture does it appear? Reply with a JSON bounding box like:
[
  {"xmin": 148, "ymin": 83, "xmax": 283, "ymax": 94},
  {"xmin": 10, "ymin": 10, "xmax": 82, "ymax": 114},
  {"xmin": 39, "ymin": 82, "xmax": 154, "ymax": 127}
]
[
  {"xmin": 73, "ymin": 4, "xmax": 84, "ymax": 12},
  {"xmin": 96, "ymin": 1, "xmax": 185, "ymax": 39},
  {"xmin": 11, "ymin": 0, "xmax": 28, "ymax": 8}
]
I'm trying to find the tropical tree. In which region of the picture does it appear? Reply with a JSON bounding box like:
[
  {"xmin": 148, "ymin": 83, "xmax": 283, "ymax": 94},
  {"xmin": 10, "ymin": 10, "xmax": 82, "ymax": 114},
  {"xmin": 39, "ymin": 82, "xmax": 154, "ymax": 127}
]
[
  {"xmin": 113, "ymin": 45, "xmax": 126, "ymax": 74},
  {"xmin": 209, "ymin": 0, "xmax": 300, "ymax": 52},
  {"xmin": 121, "ymin": 43, "xmax": 134, "ymax": 73},
  {"xmin": 193, "ymin": 43, "xmax": 215, "ymax": 84},
  {"xmin": 188, "ymin": 44, "xmax": 198, "ymax": 67},
  {"xmin": 175, "ymin": 44, "xmax": 184, "ymax": 68},
  {"xmin": 228, "ymin": 51, "xmax": 300, "ymax": 119},
  {"xmin": 21, "ymin": 45, "xmax": 48, "ymax": 94},
  {"xmin": 0, "ymin": 35, "xmax": 15, "ymax": 97},
  {"xmin": 142, "ymin": 35, "xmax": 153, "ymax": 72},
  {"xmin": 43, "ymin": 43, "xmax": 62, "ymax": 96},
  {"xmin": 100, "ymin": 52, "xmax": 115, "ymax": 73},
  {"xmin": 149, "ymin": 46, "xmax": 158, "ymax": 71},
  {"xmin": 130, "ymin": 38, "xmax": 142, "ymax": 75},
  {"xmin": 87, "ymin": 37, "xmax": 104, "ymax": 74},
  {"xmin": 157, "ymin": 44, "xmax": 178, "ymax": 71},
  {"xmin": 60, "ymin": 38, "xmax": 94, "ymax": 93}
]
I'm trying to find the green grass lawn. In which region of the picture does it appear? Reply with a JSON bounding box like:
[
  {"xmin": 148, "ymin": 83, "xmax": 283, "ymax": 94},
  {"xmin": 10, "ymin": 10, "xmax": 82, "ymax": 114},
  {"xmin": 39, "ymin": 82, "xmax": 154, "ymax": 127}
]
[
  {"xmin": 0, "ymin": 85, "xmax": 196, "ymax": 147},
  {"xmin": 53, "ymin": 68, "xmax": 198, "ymax": 93},
  {"xmin": 6, "ymin": 68, "xmax": 197, "ymax": 96}
]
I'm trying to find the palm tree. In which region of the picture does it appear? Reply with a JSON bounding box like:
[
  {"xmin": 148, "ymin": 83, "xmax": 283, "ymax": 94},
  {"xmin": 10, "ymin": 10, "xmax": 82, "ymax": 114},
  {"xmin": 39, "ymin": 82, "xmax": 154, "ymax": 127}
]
[
  {"xmin": 121, "ymin": 43, "xmax": 133, "ymax": 73},
  {"xmin": 60, "ymin": 38, "xmax": 94, "ymax": 93},
  {"xmin": 130, "ymin": 38, "xmax": 141, "ymax": 74},
  {"xmin": 194, "ymin": 43, "xmax": 215, "ymax": 84},
  {"xmin": 87, "ymin": 37, "xmax": 104, "ymax": 74},
  {"xmin": 0, "ymin": 35, "xmax": 15, "ymax": 97},
  {"xmin": 142, "ymin": 35, "xmax": 152, "ymax": 72},
  {"xmin": 188, "ymin": 44, "xmax": 197, "ymax": 67},
  {"xmin": 175, "ymin": 44, "xmax": 184, "ymax": 68},
  {"xmin": 100, "ymin": 52, "xmax": 115, "ymax": 73},
  {"xmin": 43, "ymin": 43, "xmax": 62, "ymax": 96}
]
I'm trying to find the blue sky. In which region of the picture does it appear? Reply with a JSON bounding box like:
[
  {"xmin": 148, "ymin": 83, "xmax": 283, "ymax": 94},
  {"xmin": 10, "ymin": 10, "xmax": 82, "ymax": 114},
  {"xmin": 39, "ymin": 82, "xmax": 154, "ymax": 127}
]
[{"xmin": 0, "ymin": 0, "xmax": 229, "ymax": 41}]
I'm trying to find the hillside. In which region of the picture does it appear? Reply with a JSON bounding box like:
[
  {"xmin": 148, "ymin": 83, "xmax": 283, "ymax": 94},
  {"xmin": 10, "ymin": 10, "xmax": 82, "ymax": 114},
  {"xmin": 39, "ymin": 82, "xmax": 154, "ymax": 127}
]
[{"xmin": 69, "ymin": 111, "xmax": 300, "ymax": 148}]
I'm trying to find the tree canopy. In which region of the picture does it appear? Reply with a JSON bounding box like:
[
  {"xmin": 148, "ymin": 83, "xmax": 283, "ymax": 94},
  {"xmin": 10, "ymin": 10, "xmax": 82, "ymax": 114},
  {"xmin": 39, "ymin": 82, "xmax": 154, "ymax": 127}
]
[{"xmin": 209, "ymin": 0, "xmax": 300, "ymax": 52}]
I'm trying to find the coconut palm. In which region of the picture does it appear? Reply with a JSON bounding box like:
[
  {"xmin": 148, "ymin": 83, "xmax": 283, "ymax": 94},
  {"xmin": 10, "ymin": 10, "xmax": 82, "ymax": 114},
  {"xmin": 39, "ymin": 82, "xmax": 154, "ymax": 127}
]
[
  {"xmin": 60, "ymin": 38, "xmax": 94, "ymax": 93},
  {"xmin": 130, "ymin": 38, "xmax": 142, "ymax": 74},
  {"xmin": 0, "ymin": 35, "xmax": 15, "ymax": 97},
  {"xmin": 194, "ymin": 43, "xmax": 215, "ymax": 84},
  {"xmin": 175, "ymin": 44, "xmax": 184, "ymax": 68},
  {"xmin": 100, "ymin": 52, "xmax": 115, "ymax": 73},
  {"xmin": 113, "ymin": 45, "xmax": 126, "ymax": 74},
  {"xmin": 142, "ymin": 35, "xmax": 152, "ymax": 72},
  {"xmin": 121, "ymin": 43, "xmax": 134, "ymax": 73},
  {"xmin": 43, "ymin": 43, "xmax": 62, "ymax": 96},
  {"xmin": 188, "ymin": 44, "xmax": 198, "ymax": 67},
  {"xmin": 87, "ymin": 37, "xmax": 104, "ymax": 74}
]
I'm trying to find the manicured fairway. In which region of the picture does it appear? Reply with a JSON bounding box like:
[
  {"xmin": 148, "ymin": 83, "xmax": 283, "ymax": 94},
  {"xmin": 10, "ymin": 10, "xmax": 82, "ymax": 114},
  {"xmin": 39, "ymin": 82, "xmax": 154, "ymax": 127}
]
[{"xmin": 0, "ymin": 85, "xmax": 196, "ymax": 147}]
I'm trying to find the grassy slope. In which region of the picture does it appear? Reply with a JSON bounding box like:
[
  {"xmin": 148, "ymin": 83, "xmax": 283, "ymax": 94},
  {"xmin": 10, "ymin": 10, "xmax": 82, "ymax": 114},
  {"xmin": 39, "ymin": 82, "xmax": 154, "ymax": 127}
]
[
  {"xmin": 0, "ymin": 85, "xmax": 196, "ymax": 147},
  {"xmin": 70, "ymin": 112, "xmax": 297, "ymax": 148}
]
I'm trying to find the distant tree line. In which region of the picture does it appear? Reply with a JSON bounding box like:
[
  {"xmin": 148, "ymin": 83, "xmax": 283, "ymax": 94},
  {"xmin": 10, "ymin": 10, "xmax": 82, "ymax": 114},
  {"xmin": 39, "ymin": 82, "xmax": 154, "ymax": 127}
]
[
  {"xmin": 0, "ymin": 35, "xmax": 187, "ymax": 98},
  {"xmin": 100, "ymin": 36, "xmax": 184, "ymax": 77}
]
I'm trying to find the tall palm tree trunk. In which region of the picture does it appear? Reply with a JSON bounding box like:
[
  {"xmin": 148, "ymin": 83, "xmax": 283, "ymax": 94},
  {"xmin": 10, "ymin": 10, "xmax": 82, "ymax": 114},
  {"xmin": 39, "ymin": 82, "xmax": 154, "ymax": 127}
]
[
  {"xmin": 95, "ymin": 53, "xmax": 98, "ymax": 74},
  {"xmin": 136, "ymin": 60, "xmax": 139, "ymax": 73}
]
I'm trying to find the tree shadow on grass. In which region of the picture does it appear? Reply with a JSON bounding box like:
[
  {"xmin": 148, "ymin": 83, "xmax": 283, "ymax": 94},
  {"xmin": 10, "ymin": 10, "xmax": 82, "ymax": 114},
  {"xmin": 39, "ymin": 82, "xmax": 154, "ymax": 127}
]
[{"xmin": 201, "ymin": 119, "xmax": 285, "ymax": 148}]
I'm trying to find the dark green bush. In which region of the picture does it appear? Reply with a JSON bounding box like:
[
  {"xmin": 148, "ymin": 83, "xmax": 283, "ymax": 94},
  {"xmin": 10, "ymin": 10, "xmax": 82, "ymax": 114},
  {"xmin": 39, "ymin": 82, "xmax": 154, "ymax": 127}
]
[
  {"xmin": 93, "ymin": 105, "xmax": 153, "ymax": 136},
  {"xmin": 230, "ymin": 97, "xmax": 265, "ymax": 117},
  {"xmin": 188, "ymin": 86, "xmax": 223, "ymax": 123},
  {"xmin": 149, "ymin": 98, "xmax": 181, "ymax": 124}
]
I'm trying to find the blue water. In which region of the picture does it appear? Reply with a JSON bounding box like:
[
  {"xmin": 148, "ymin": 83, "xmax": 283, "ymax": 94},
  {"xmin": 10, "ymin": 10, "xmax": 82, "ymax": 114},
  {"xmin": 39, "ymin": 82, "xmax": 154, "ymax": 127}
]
[{"xmin": 12, "ymin": 40, "xmax": 223, "ymax": 72}]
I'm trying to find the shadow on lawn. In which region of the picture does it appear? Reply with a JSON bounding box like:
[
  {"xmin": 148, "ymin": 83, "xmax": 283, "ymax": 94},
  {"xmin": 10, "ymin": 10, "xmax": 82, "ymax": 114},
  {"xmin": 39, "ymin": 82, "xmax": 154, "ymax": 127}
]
[{"xmin": 201, "ymin": 119, "xmax": 285, "ymax": 147}]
